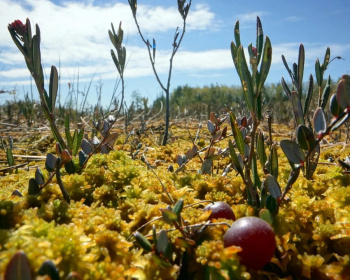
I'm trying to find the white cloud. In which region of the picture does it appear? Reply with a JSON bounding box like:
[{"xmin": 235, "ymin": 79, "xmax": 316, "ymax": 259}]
[{"xmin": 0, "ymin": 0, "xmax": 217, "ymax": 87}]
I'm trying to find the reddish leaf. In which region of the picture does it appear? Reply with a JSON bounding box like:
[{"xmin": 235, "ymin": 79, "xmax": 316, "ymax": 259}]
[{"xmin": 4, "ymin": 251, "xmax": 32, "ymax": 280}]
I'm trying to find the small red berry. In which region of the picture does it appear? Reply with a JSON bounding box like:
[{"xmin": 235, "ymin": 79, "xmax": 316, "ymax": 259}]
[
  {"xmin": 204, "ymin": 202, "xmax": 235, "ymax": 221},
  {"xmin": 224, "ymin": 216, "xmax": 275, "ymax": 270}
]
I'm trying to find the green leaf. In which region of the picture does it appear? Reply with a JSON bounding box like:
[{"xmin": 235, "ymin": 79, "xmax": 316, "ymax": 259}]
[
  {"xmin": 281, "ymin": 55, "xmax": 293, "ymax": 84},
  {"xmin": 173, "ymin": 199, "xmax": 184, "ymax": 217},
  {"xmin": 35, "ymin": 168, "xmax": 45, "ymax": 185},
  {"xmin": 37, "ymin": 260, "xmax": 59, "ymax": 280},
  {"xmin": 264, "ymin": 174, "xmax": 281, "ymax": 199},
  {"xmin": 256, "ymin": 91, "xmax": 263, "ymax": 121},
  {"xmin": 281, "ymin": 77, "xmax": 292, "ymax": 98},
  {"xmin": 119, "ymin": 47, "xmax": 126, "ymax": 74},
  {"xmin": 297, "ymin": 44, "xmax": 305, "ymax": 95},
  {"xmin": 315, "ymin": 58, "xmax": 323, "ymax": 88},
  {"xmin": 174, "ymin": 237, "xmax": 196, "ymax": 249},
  {"xmin": 157, "ymin": 229, "xmax": 172, "ymax": 260},
  {"xmin": 78, "ymin": 150, "xmax": 88, "ymax": 167},
  {"xmin": 64, "ymin": 161, "xmax": 75, "ymax": 175},
  {"xmin": 152, "ymin": 224, "xmax": 157, "ymax": 248},
  {"xmin": 4, "ymin": 251, "xmax": 32, "ymax": 280},
  {"xmin": 228, "ymin": 140, "xmax": 244, "ymax": 178},
  {"xmin": 257, "ymin": 36, "xmax": 272, "ymax": 95},
  {"xmin": 234, "ymin": 20, "xmax": 241, "ymax": 47},
  {"xmin": 81, "ymin": 139, "xmax": 92, "ymax": 155},
  {"xmin": 280, "ymin": 140, "xmax": 305, "ymax": 165},
  {"xmin": 259, "ymin": 209, "xmax": 274, "ymax": 225},
  {"xmin": 237, "ymin": 45, "xmax": 255, "ymax": 112},
  {"xmin": 269, "ymin": 144, "xmax": 278, "ymax": 180},
  {"xmin": 331, "ymin": 113, "xmax": 350, "ymax": 132},
  {"xmin": 229, "ymin": 112, "xmax": 245, "ymax": 156},
  {"xmin": 28, "ymin": 178, "xmax": 40, "ymax": 195},
  {"xmin": 305, "ymin": 143, "xmax": 320, "ymax": 180},
  {"xmin": 230, "ymin": 41, "xmax": 238, "ymax": 70},
  {"xmin": 32, "ymin": 35, "xmax": 44, "ymax": 91},
  {"xmin": 304, "ymin": 74, "xmax": 314, "ymax": 116},
  {"xmin": 322, "ymin": 47, "xmax": 330, "ymax": 71},
  {"xmin": 6, "ymin": 147, "xmax": 14, "ymax": 167},
  {"xmin": 152, "ymin": 254, "xmax": 172, "ymax": 268},
  {"xmin": 330, "ymin": 93, "xmax": 343, "ymax": 117},
  {"xmin": 108, "ymin": 29, "xmax": 117, "ymax": 49},
  {"xmin": 265, "ymin": 195, "xmax": 278, "ymax": 215},
  {"xmin": 8, "ymin": 25, "xmax": 28, "ymax": 58},
  {"xmin": 257, "ymin": 132, "xmax": 267, "ymax": 168},
  {"xmin": 297, "ymin": 125, "xmax": 315, "ymax": 151},
  {"xmin": 129, "ymin": 0, "xmax": 137, "ymax": 16},
  {"xmin": 256, "ymin": 16, "xmax": 263, "ymax": 65},
  {"xmin": 117, "ymin": 22, "xmax": 123, "ymax": 45},
  {"xmin": 201, "ymin": 158, "xmax": 212, "ymax": 174},
  {"xmin": 134, "ymin": 231, "xmax": 152, "ymax": 252},
  {"xmin": 321, "ymin": 75, "xmax": 331, "ymax": 109},
  {"xmin": 161, "ymin": 208, "xmax": 178, "ymax": 225},
  {"xmin": 248, "ymin": 43, "xmax": 257, "ymax": 72},
  {"xmin": 111, "ymin": 49, "xmax": 121, "ymax": 73},
  {"xmin": 48, "ymin": 66, "xmax": 58, "ymax": 113},
  {"xmin": 45, "ymin": 153, "xmax": 57, "ymax": 172},
  {"xmin": 313, "ymin": 107, "xmax": 327, "ymax": 135},
  {"xmin": 64, "ymin": 114, "xmax": 73, "ymax": 149},
  {"xmin": 286, "ymin": 167, "xmax": 301, "ymax": 188},
  {"xmin": 291, "ymin": 91, "xmax": 305, "ymax": 126},
  {"xmin": 72, "ymin": 130, "xmax": 79, "ymax": 156},
  {"xmin": 252, "ymin": 153, "xmax": 261, "ymax": 189}
]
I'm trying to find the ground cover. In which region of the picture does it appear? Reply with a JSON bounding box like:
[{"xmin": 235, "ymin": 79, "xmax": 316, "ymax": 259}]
[{"xmin": 0, "ymin": 122, "xmax": 349, "ymax": 279}]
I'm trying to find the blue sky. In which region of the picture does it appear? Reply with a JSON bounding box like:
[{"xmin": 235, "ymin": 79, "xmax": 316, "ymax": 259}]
[{"xmin": 0, "ymin": 0, "xmax": 350, "ymax": 108}]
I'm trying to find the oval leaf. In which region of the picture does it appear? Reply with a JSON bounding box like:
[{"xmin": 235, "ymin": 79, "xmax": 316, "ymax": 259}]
[
  {"xmin": 330, "ymin": 93, "xmax": 343, "ymax": 117},
  {"xmin": 313, "ymin": 107, "xmax": 327, "ymax": 135},
  {"xmin": 161, "ymin": 208, "xmax": 178, "ymax": 225},
  {"xmin": 4, "ymin": 251, "xmax": 32, "ymax": 280},
  {"xmin": 230, "ymin": 112, "xmax": 245, "ymax": 156},
  {"xmin": 45, "ymin": 153, "xmax": 57, "ymax": 172},
  {"xmin": 49, "ymin": 66, "xmax": 58, "ymax": 113},
  {"xmin": 78, "ymin": 151, "xmax": 88, "ymax": 167},
  {"xmin": 6, "ymin": 147, "xmax": 14, "ymax": 167},
  {"xmin": 336, "ymin": 76, "xmax": 350, "ymax": 110},
  {"xmin": 134, "ymin": 231, "xmax": 152, "ymax": 252},
  {"xmin": 81, "ymin": 139, "xmax": 93, "ymax": 155},
  {"xmin": 264, "ymin": 174, "xmax": 281, "ymax": 199},
  {"xmin": 280, "ymin": 140, "xmax": 305, "ymax": 165},
  {"xmin": 37, "ymin": 260, "xmax": 59, "ymax": 280},
  {"xmin": 269, "ymin": 144, "xmax": 279, "ymax": 180},
  {"xmin": 35, "ymin": 168, "xmax": 45, "ymax": 185},
  {"xmin": 201, "ymin": 158, "xmax": 212, "ymax": 174},
  {"xmin": 173, "ymin": 199, "xmax": 184, "ymax": 217},
  {"xmin": 257, "ymin": 132, "xmax": 267, "ymax": 168},
  {"xmin": 207, "ymin": 120, "xmax": 215, "ymax": 134},
  {"xmin": 156, "ymin": 230, "xmax": 170, "ymax": 256},
  {"xmin": 259, "ymin": 209, "xmax": 274, "ymax": 225},
  {"xmin": 297, "ymin": 125, "xmax": 315, "ymax": 151},
  {"xmin": 28, "ymin": 178, "xmax": 40, "ymax": 195}
]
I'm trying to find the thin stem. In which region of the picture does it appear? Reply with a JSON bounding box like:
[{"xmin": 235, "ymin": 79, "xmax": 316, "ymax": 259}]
[{"xmin": 142, "ymin": 155, "xmax": 174, "ymax": 204}]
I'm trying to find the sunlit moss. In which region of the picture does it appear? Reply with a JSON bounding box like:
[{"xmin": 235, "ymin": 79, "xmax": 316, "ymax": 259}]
[{"xmin": 0, "ymin": 126, "xmax": 350, "ymax": 279}]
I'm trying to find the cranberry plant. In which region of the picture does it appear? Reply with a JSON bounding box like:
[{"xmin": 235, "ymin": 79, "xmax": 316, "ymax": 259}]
[
  {"xmin": 8, "ymin": 19, "xmax": 122, "ymax": 203},
  {"xmin": 176, "ymin": 16, "xmax": 350, "ymax": 220}
]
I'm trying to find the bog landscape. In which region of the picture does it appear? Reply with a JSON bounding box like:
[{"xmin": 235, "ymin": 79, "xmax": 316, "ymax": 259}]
[{"xmin": 1, "ymin": 1, "xmax": 350, "ymax": 279}]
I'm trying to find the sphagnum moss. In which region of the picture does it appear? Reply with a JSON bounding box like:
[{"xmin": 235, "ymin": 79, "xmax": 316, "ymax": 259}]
[{"xmin": 1, "ymin": 128, "xmax": 350, "ymax": 279}]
